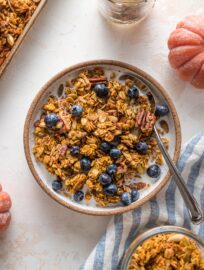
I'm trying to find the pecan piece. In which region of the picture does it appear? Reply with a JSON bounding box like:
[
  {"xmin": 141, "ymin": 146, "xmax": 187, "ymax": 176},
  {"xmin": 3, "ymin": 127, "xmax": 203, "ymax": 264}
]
[
  {"xmin": 89, "ymin": 76, "xmax": 107, "ymax": 85},
  {"xmin": 129, "ymin": 182, "xmax": 146, "ymax": 190},
  {"xmin": 34, "ymin": 120, "xmax": 40, "ymax": 128},
  {"xmin": 136, "ymin": 109, "xmax": 156, "ymax": 133}
]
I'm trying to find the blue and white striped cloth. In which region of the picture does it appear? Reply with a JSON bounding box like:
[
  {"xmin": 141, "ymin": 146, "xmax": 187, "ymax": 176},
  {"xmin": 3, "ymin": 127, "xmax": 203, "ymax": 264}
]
[{"xmin": 80, "ymin": 131, "xmax": 204, "ymax": 270}]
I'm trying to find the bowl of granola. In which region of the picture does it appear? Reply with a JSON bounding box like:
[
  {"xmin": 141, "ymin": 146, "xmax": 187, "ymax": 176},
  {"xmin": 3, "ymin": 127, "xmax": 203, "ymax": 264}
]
[
  {"xmin": 23, "ymin": 60, "xmax": 181, "ymax": 215},
  {"xmin": 121, "ymin": 226, "xmax": 204, "ymax": 270}
]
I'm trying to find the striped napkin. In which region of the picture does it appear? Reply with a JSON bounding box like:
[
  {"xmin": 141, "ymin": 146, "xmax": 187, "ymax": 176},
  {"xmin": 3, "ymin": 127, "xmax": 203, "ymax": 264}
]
[{"xmin": 80, "ymin": 130, "xmax": 204, "ymax": 270}]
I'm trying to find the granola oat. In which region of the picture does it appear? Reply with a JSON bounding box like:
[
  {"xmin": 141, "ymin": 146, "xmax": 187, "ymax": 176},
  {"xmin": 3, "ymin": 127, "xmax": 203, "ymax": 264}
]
[
  {"xmin": 128, "ymin": 233, "xmax": 204, "ymax": 270},
  {"xmin": 0, "ymin": 0, "xmax": 40, "ymax": 66},
  {"xmin": 33, "ymin": 68, "xmax": 169, "ymax": 206}
]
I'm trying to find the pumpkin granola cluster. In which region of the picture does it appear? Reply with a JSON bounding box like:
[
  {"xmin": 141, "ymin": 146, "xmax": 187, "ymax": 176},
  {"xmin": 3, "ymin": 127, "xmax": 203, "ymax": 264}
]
[
  {"xmin": 128, "ymin": 233, "xmax": 204, "ymax": 270},
  {"xmin": 33, "ymin": 68, "xmax": 168, "ymax": 206}
]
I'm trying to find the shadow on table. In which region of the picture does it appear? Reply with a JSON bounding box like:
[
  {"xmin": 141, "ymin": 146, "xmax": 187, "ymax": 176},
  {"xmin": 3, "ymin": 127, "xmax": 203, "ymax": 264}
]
[{"xmin": 96, "ymin": 13, "xmax": 155, "ymax": 62}]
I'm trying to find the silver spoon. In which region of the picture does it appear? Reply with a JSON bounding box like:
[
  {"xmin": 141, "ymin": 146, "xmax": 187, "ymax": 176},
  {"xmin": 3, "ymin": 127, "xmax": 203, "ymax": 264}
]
[{"xmin": 119, "ymin": 73, "xmax": 203, "ymax": 225}]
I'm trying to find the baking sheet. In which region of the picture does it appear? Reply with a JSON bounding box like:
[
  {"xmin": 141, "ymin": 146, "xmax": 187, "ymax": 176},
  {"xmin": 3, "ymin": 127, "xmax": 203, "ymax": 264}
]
[{"xmin": 0, "ymin": 0, "xmax": 47, "ymax": 77}]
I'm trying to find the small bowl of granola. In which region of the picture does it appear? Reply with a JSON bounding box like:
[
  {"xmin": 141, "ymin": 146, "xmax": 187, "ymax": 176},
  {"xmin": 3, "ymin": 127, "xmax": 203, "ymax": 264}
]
[
  {"xmin": 121, "ymin": 226, "xmax": 204, "ymax": 270},
  {"xmin": 23, "ymin": 60, "xmax": 181, "ymax": 215}
]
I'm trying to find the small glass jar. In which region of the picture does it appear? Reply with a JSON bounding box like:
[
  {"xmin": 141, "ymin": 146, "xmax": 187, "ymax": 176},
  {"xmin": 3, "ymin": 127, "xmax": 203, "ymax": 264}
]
[
  {"xmin": 121, "ymin": 226, "xmax": 204, "ymax": 270},
  {"xmin": 98, "ymin": 0, "xmax": 156, "ymax": 25}
]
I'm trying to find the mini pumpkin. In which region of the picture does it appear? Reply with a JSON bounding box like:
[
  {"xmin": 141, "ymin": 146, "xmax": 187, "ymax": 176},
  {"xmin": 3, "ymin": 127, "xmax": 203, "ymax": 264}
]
[
  {"xmin": 0, "ymin": 183, "xmax": 12, "ymax": 231},
  {"xmin": 168, "ymin": 14, "xmax": 204, "ymax": 89}
]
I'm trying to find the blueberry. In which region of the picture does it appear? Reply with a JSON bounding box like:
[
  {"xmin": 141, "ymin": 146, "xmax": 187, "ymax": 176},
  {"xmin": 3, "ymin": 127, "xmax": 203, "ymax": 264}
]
[
  {"xmin": 135, "ymin": 141, "xmax": 148, "ymax": 155},
  {"xmin": 128, "ymin": 86, "xmax": 139, "ymax": 99},
  {"xmin": 155, "ymin": 104, "xmax": 169, "ymax": 117},
  {"xmin": 110, "ymin": 148, "xmax": 122, "ymax": 159},
  {"xmin": 94, "ymin": 84, "xmax": 109, "ymax": 98},
  {"xmin": 44, "ymin": 113, "xmax": 59, "ymax": 128},
  {"xmin": 110, "ymin": 137, "xmax": 121, "ymax": 147},
  {"xmin": 121, "ymin": 192, "xmax": 132, "ymax": 206},
  {"xmin": 70, "ymin": 146, "xmax": 80, "ymax": 156},
  {"xmin": 107, "ymin": 164, "xmax": 117, "ymax": 175},
  {"xmin": 131, "ymin": 189, "xmax": 140, "ymax": 202},
  {"xmin": 147, "ymin": 164, "xmax": 161, "ymax": 178},
  {"xmin": 99, "ymin": 173, "xmax": 112, "ymax": 185},
  {"xmin": 52, "ymin": 180, "xmax": 63, "ymax": 192},
  {"xmin": 74, "ymin": 190, "xmax": 84, "ymax": 202},
  {"xmin": 70, "ymin": 105, "xmax": 83, "ymax": 117},
  {"xmin": 104, "ymin": 184, "xmax": 118, "ymax": 196},
  {"xmin": 100, "ymin": 142, "xmax": 111, "ymax": 154},
  {"xmin": 80, "ymin": 157, "xmax": 91, "ymax": 172}
]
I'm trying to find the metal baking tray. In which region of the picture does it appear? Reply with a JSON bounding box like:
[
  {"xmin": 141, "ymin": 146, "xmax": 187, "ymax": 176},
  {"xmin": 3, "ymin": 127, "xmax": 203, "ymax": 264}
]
[{"xmin": 0, "ymin": 0, "xmax": 47, "ymax": 77}]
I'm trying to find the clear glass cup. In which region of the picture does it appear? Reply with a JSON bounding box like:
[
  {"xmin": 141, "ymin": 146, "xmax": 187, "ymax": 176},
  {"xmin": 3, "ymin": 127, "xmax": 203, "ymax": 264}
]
[
  {"xmin": 98, "ymin": 0, "xmax": 156, "ymax": 25},
  {"xmin": 121, "ymin": 226, "xmax": 204, "ymax": 270}
]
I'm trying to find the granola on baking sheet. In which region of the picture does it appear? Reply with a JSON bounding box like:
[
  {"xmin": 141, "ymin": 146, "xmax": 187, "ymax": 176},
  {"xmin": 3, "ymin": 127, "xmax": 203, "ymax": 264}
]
[
  {"xmin": 33, "ymin": 68, "xmax": 169, "ymax": 207},
  {"xmin": 0, "ymin": 0, "xmax": 40, "ymax": 66},
  {"xmin": 128, "ymin": 233, "xmax": 204, "ymax": 270}
]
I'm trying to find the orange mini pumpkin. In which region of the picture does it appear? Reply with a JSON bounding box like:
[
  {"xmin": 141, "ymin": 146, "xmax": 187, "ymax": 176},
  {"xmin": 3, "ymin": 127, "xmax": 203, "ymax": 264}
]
[
  {"xmin": 0, "ymin": 184, "xmax": 12, "ymax": 231},
  {"xmin": 168, "ymin": 14, "xmax": 204, "ymax": 89}
]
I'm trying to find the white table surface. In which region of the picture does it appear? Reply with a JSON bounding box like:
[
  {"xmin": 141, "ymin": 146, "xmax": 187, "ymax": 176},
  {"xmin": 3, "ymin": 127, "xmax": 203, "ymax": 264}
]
[{"xmin": 0, "ymin": 0, "xmax": 204, "ymax": 269}]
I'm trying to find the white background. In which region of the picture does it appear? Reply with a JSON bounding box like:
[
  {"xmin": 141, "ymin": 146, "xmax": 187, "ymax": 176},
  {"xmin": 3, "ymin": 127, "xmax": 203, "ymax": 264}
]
[{"xmin": 0, "ymin": 0, "xmax": 204, "ymax": 269}]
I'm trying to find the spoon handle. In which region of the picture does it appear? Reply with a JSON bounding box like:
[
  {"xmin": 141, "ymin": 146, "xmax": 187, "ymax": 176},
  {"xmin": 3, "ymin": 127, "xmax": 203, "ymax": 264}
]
[{"xmin": 154, "ymin": 126, "xmax": 203, "ymax": 225}]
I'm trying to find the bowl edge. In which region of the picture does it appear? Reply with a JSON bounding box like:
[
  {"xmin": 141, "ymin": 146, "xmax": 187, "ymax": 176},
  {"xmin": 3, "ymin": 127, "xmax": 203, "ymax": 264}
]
[{"xmin": 23, "ymin": 60, "xmax": 182, "ymax": 216}]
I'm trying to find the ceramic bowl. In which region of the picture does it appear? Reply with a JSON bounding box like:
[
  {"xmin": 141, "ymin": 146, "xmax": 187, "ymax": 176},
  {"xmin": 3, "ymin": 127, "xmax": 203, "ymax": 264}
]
[{"xmin": 23, "ymin": 60, "xmax": 181, "ymax": 215}]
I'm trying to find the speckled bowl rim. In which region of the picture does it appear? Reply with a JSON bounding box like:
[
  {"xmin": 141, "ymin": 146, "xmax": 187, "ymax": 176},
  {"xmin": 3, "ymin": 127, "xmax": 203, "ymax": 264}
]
[{"xmin": 23, "ymin": 60, "xmax": 181, "ymax": 216}]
